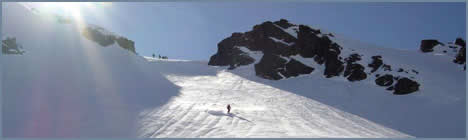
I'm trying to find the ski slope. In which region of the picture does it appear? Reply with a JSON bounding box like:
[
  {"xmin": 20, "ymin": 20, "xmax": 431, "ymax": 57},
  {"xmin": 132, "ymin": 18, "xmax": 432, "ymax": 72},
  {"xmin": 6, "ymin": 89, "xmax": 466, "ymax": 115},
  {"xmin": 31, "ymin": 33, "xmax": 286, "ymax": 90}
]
[
  {"xmin": 2, "ymin": 3, "xmax": 465, "ymax": 138},
  {"xmin": 137, "ymin": 60, "xmax": 410, "ymax": 138}
]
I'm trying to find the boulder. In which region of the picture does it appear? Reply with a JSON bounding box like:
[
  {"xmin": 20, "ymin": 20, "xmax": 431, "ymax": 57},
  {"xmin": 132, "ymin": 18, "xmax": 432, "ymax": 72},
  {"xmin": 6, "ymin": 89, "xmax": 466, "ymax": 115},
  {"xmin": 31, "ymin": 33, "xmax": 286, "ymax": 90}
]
[
  {"xmin": 375, "ymin": 74, "xmax": 394, "ymax": 86},
  {"xmin": 393, "ymin": 78, "xmax": 420, "ymax": 95},
  {"xmin": 368, "ymin": 55, "xmax": 383, "ymax": 73},
  {"xmin": 345, "ymin": 53, "xmax": 361, "ymax": 64},
  {"xmin": 344, "ymin": 63, "xmax": 367, "ymax": 81},
  {"xmin": 420, "ymin": 39, "xmax": 440, "ymax": 53}
]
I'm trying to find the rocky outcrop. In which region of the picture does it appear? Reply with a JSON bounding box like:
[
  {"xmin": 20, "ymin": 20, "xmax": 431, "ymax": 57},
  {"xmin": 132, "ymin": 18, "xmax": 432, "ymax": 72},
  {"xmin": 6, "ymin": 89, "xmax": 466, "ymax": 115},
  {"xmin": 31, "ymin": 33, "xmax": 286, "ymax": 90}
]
[
  {"xmin": 344, "ymin": 64, "xmax": 366, "ymax": 81},
  {"xmin": 82, "ymin": 26, "xmax": 116, "ymax": 46},
  {"xmin": 254, "ymin": 54, "xmax": 314, "ymax": 80},
  {"xmin": 453, "ymin": 38, "xmax": 466, "ymax": 66},
  {"xmin": 420, "ymin": 39, "xmax": 440, "ymax": 53},
  {"xmin": 343, "ymin": 53, "xmax": 366, "ymax": 81},
  {"xmin": 455, "ymin": 38, "xmax": 466, "ymax": 47},
  {"xmin": 208, "ymin": 19, "xmax": 332, "ymax": 79},
  {"xmin": 273, "ymin": 19, "xmax": 294, "ymax": 29},
  {"xmin": 2, "ymin": 37, "xmax": 25, "ymax": 55},
  {"xmin": 279, "ymin": 59, "xmax": 315, "ymax": 78},
  {"xmin": 368, "ymin": 56, "xmax": 383, "ymax": 73},
  {"xmin": 393, "ymin": 78, "xmax": 420, "ymax": 95},
  {"xmin": 375, "ymin": 74, "xmax": 394, "ymax": 86},
  {"xmin": 115, "ymin": 37, "xmax": 136, "ymax": 54},
  {"xmin": 294, "ymin": 25, "xmax": 344, "ymax": 77},
  {"xmin": 254, "ymin": 54, "xmax": 288, "ymax": 80},
  {"xmin": 208, "ymin": 19, "xmax": 421, "ymax": 94},
  {"xmin": 82, "ymin": 26, "xmax": 136, "ymax": 54}
]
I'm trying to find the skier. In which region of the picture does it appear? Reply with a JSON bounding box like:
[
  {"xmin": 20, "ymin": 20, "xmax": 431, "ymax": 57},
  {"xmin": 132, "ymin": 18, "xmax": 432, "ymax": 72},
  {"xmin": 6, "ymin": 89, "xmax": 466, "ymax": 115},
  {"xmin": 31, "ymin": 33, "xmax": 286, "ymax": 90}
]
[{"xmin": 227, "ymin": 104, "xmax": 231, "ymax": 114}]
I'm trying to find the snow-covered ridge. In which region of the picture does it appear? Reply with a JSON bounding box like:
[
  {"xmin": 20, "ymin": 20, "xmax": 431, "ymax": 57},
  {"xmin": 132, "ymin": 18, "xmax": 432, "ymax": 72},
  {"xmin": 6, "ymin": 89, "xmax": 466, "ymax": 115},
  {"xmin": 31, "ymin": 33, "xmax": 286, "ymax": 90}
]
[{"xmin": 208, "ymin": 19, "xmax": 444, "ymax": 95}]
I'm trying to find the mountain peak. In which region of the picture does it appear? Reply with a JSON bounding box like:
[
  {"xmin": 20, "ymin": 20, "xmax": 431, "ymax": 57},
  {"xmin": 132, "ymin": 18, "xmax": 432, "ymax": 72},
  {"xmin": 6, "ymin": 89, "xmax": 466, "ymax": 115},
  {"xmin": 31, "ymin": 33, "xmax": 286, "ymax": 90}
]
[{"xmin": 208, "ymin": 19, "xmax": 462, "ymax": 95}]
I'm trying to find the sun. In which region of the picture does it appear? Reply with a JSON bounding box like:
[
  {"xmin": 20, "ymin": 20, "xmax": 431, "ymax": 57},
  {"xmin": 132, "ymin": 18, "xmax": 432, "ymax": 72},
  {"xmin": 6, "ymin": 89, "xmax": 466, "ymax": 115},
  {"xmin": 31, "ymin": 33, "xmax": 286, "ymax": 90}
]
[{"xmin": 39, "ymin": 2, "xmax": 83, "ymax": 19}]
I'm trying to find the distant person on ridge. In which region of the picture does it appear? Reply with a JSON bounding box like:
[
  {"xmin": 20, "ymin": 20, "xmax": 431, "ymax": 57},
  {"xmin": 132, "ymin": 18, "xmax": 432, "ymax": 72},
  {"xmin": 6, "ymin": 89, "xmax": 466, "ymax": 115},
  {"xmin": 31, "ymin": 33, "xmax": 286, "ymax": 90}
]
[{"xmin": 227, "ymin": 104, "xmax": 231, "ymax": 114}]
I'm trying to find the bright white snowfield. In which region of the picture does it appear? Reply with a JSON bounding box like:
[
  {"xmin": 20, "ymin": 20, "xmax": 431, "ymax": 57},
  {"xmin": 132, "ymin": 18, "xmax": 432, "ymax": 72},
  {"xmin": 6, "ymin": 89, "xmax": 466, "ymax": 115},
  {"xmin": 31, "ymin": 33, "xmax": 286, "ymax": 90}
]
[{"xmin": 2, "ymin": 3, "xmax": 465, "ymax": 138}]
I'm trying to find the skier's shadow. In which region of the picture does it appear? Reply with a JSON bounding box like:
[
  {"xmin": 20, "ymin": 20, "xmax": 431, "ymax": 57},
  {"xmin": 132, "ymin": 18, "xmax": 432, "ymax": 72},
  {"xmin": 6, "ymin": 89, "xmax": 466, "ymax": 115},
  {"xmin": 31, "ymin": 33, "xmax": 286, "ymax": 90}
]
[{"xmin": 206, "ymin": 110, "xmax": 254, "ymax": 124}]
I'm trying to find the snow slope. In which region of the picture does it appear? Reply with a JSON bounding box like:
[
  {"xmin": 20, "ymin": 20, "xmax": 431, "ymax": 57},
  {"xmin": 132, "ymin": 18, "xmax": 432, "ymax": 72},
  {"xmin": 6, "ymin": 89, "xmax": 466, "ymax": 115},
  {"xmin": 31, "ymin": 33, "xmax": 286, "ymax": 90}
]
[
  {"xmin": 2, "ymin": 2, "xmax": 465, "ymax": 138},
  {"xmin": 137, "ymin": 60, "xmax": 410, "ymax": 138},
  {"xmin": 2, "ymin": 3, "xmax": 180, "ymax": 137}
]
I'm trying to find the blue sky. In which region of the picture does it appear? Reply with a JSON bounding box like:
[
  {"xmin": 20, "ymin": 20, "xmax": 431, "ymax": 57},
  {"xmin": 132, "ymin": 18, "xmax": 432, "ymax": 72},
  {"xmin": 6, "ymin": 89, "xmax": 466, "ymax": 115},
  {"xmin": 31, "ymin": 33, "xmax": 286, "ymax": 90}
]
[{"xmin": 27, "ymin": 2, "xmax": 467, "ymax": 61}]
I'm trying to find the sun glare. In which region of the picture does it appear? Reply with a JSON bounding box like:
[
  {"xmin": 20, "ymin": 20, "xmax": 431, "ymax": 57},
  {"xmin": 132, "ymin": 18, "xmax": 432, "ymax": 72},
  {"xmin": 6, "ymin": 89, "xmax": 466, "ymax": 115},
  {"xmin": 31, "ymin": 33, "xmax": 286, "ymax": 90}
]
[{"xmin": 39, "ymin": 2, "xmax": 83, "ymax": 19}]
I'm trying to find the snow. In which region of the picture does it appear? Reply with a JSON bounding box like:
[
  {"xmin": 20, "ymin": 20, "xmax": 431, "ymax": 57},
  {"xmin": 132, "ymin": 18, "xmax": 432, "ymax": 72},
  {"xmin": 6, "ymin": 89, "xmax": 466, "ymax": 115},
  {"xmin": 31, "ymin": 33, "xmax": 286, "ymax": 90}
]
[
  {"xmin": 273, "ymin": 24, "xmax": 298, "ymax": 38},
  {"xmin": 138, "ymin": 67, "xmax": 410, "ymax": 138},
  {"xmin": 269, "ymin": 37, "xmax": 294, "ymax": 46},
  {"xmin": 238, "ymin": 46, "xmax": 263, "ymax": 65},
  {"xmin": 2, "ymin": 3, "xmax": 180, "ymax": 137},
  {"xmin": 2, "ymin": 3, "xmax": 465, "ymax": 138}
]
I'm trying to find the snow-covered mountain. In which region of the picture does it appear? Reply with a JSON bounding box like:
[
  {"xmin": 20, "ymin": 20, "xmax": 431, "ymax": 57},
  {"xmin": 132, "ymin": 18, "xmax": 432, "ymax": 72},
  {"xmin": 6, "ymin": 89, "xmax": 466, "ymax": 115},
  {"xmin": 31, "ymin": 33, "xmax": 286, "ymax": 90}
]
[
  {"xmin": 2, "ymin": 3, "xmax": 465, "ymax": 138},
  {"xmin": 208, "ymin": 19, "xmax": 465, "ymax": 95}
]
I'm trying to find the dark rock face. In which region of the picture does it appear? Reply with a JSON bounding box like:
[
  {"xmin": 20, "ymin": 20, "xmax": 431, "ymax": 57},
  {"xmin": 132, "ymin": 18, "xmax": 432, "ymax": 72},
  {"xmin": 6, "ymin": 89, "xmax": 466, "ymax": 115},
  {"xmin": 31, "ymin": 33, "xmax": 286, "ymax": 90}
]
[
  {"xmin": 254, "ymin": 54, "xmax": 288, "ymax": 80},
  {"xmin": 280, "ymin": 59, "xmax": 315, "ymax": 78},
  {"xmin": 208, "ymin": 19, "xmax": 421, "ymax": 94},
  {"xmin": 455, "ymin": 38, "xmax": 466, "ymax": 47},
  {"xmin": 208, "ymin": 47, "xmax": 255, "ymax": 68},
  {"xmin": 296, "ymin": 25, "xmax": 338, "ymax": 59},
  {"xmin": 254, "ymin": 54, "xmax": 314, "ymax": 80},
  {"xmin": 324, "ymin": 57, "xmax": 344, "ymax": 78},
  {"xmin": 209, "ymin": 19, "xmax": 342, "ymax": 78},
  {"xmin": 368, "ymin": 56, "xmax": 383, "ymax": 73},
  {"xmin": 295, "ymin": 28, "xmax": 345, "ymax": 78},
  {"xmin": 246, "ymin": 21, "xmax": 297, "ymax": 55},
  {"xmin": 420, "ymin": 39, "xmax": 440, "ymax": 53},
  {"xmin": 393, "ymin": 78, "xmax": 420, "ymax": 95},
  {"xmin": 208, "ymin": 32, "xmax": 255, "ymax": 67},
  {"xmin": 273, "ymin": 19, "xmax": 294, "ymax": 29},
  {"xmin": 453, "ymin": 38, "xmax": 466, "ymax": 66},
  {"xmin": 382, "ymin": 64, "xmax": 392, "ymax": 71},
  {"xmin": 343, "ymin": 53, "xmax": 366, "ymax": 81},
  {"xmin": 375, "ymin": 74, "xmax": 394, "ymax": 86},
  {"xmin": 345, "ymin": 53, "xmax": 362, "ymax": 64}
]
